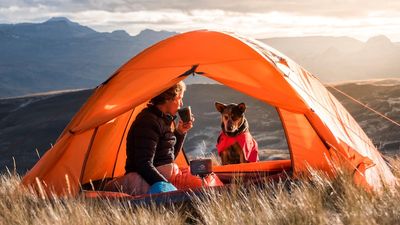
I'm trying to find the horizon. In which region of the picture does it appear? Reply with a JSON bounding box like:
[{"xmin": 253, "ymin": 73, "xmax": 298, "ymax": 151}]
[
  {"xmin": 1, "ymin": 1, "xmax": 400, "ymax": 41},
  {"xmin": 1, "ymin": 16, "xmax": 399, "ymax": 43},
  {"xmin": 2, "ymin": 77, "xmax": 400, "ymax": 100}
]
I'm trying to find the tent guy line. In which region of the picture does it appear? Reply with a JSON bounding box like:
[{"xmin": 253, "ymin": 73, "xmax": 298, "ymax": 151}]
[{"xmin": 326, "ymin": 83, "xmax": 400, "ymax": 128}]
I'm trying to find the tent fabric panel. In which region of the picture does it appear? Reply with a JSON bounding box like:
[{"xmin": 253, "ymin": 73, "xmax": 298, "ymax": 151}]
[
  {"xmin": 304, "ymin": 111, "xmax": 377, "ymax": 185},
  {"xmin": 111, "ymin": 102, "xmax": 149, "ymax": 178},
  {"xmin": 70, "ymin": 67, "xmax": 189, "ymax": 133},
  {"xmin": 118, "ymin": 30, "xmax": 268, "ymax": 71},
  {"xmin": 279, "ymin": 61, "xmax": 395, "ymax": 186},
  {"xmin": 199, "ymin": 60, "xmax": 308, "ymax": 114},
  {"xmin": 23, "ymin": 130, "xmax": 95, "ymax": 196},
  {"xmin": 44, "ymin": 129, "xmax": 94, "ymax": 195},
  {"xmin": 305, "ymin": 111, "xmax": 375, "ymax": 172},
  {"xmin": 22, "ymin": 132, "xmax": 72, "ymax": 185},
  {"xmin": 277, "ymin": 109, "xmax": 332, "ymax": 175},
  {"xmin": 336, "ymin": 141, "xmax": 393, "ymax": 189},
  {"xmin": 81, "ymin": 110, "xmax": 133, "ymax": 184}
]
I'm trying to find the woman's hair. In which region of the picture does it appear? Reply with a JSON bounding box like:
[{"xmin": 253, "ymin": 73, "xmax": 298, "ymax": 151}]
[{"xmin": 150, "ymin": 81, "xmax": 186, "ymax": 105}]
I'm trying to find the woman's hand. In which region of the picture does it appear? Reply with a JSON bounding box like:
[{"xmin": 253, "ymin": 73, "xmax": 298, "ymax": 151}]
[{"xmin": 176, "ymin": 116, "xmax": 194, "ymax": 135}]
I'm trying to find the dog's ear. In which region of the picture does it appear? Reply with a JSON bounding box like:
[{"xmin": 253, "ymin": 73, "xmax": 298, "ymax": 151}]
[
  {"xmin": 237, "ymin": 102, "xmax": 246, "ymax": 114},
  {"xmin": 215, "ymin": 102, "xmax": 226, "ymax": 113}
]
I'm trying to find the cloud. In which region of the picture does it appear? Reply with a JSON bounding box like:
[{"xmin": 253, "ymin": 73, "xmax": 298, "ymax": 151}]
[
  {"xmin": 1, "ymin": 0, "xmax": 400, "ymax": 41},
  {"xmin": 4, "ymin": 0, "xmax": 400, "ymax": 16},
  {"xmin": 3, "ymin": 0, "xmax": 400, "ymax": 17}
]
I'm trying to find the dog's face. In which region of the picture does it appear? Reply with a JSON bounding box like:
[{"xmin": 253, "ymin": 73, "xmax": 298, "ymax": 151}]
[{"xmin": 215, "ymin": 102, "xmax": 246, "ymax": 133}]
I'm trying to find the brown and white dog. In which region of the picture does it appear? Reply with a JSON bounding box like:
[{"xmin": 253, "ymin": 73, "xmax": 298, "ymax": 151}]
[{"xmin": 215, "ymin": 102, "xmax": 259, "ymax": 165}]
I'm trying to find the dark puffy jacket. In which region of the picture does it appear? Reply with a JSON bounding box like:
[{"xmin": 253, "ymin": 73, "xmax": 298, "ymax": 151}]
[{"xmin": 125, "ymin": 105, "xmax": 186, "ymax": 185}]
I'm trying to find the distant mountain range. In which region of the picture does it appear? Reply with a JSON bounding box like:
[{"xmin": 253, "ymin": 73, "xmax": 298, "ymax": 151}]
[
  {"xmin": 261, "ymin": 35, "xmax": 400, "ymax": 82},
  {"xmin": 0, "ymin": 80, "xmax": 399, "ymax": 174},
  {"xmin": 1, "ymin": 17, "xmax": 400, "ymax": 98},
  {"xmin": 0, "ymin": 17, "xmax": 177, "ymax": 97}
]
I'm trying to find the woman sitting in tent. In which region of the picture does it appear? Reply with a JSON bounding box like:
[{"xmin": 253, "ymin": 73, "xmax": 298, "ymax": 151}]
[{"xmin": 104, "ymin": 81, "xmax": 222, "ymax": 195}]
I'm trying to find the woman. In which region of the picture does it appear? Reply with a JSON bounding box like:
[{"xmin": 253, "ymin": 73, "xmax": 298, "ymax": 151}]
[{"xmin": 105, "ymin": 81, "xmax": 194, "ymax": 195}]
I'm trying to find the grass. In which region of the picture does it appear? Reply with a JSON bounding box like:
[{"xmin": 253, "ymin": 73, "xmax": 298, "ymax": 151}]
[{"xmin": 1, "ymin": 157, "xmax": 400, "ymax": 225}]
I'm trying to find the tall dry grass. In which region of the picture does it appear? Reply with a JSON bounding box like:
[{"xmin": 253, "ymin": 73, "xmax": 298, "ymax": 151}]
[
  {"xmin": 0, "ymin": 171, "xmax": 184, "ymax": 225},
  {"xmin": 1, "ymin": 157, "xmax": 400, "ymax": 225}
]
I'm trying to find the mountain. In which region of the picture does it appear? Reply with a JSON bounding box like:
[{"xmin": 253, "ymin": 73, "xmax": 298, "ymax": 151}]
[
  {"xmin": 261, "ymin": 36, "xmax": 400, "ymax": 82},
  {"xmin": 1, "ymin": 18, "xmax": 400, "ymax": 97},
  {"xmin": 0, "ymin": 17, "xmax": 176, "ymax": 97},
  {"xmin": 0, "ymin": 80, "xmax": 399, "ymax": 174},
  {"xmin": 0, "ymin": 17, "xmax": 96, "ymax": 39},
  {"xmin": 263, "ymin": 36, "xmax": 365, "ymax": 57}
]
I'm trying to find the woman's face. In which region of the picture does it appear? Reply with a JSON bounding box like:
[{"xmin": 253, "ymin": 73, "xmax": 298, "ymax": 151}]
[{"xmin": 166, "ymin": 91, "xmax": 184, "ymax": 115}]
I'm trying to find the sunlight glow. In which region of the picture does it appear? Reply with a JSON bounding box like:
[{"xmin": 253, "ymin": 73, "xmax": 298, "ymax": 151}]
[{"xmin": 0, "ymin": 4, "xmax": 399, "ymax": 41}]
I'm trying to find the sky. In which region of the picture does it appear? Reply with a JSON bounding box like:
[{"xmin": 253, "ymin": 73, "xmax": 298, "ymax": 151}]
[{"xmin": 1, "ymin": 0, "xmax": 400, "ymax": 41}]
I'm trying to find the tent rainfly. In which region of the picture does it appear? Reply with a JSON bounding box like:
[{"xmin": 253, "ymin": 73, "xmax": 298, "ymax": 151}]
[{"xmin": 22, "ymin": 30, "xmax": 396, "ymax": 196}]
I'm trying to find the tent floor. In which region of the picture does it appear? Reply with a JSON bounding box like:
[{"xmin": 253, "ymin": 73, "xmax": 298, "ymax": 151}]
[{"xmin": 81, "ymin": 159, "xmax": 292, "ymax": 200}]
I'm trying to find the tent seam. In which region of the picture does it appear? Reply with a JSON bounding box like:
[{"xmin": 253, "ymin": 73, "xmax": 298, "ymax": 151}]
[
  {"xmin": 276, "ymin": 108, "xmax": 295, "ymax": 174},
  {"xmin": 115, "ymin": 58, "xmax": 258, "ymax": 72},
  {"xmin": 111, "ymin": 109, "xmax": 136, "ymax": 178},
  {"xmin": 79, "ymin": 127, "xmax": 99, "ymax": 186}
]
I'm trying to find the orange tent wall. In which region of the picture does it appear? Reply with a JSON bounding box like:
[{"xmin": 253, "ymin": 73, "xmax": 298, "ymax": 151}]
[
  {"xmin": 277, "ymin": 109, "xmax": 332, "ymax": 175},
  {"xmin": 23, "ymin": 130, "xmax": 95, "ymax": 196},
  {"xmin": 80, "ymin": 109, "xmax": 134, "ymax": 184},
  {"xmin": 278, "ymin": 59, "xmax": 396, "ymax": 188}
]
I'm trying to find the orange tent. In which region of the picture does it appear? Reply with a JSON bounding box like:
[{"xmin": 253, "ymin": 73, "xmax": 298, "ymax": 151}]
[{"xmin": 22, "ymin": 30, "xmax": 396, "ymax": 196}]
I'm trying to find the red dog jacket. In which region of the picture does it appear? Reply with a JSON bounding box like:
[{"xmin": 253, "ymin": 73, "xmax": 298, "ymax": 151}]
[{"xmin": 216, "ymin": 131, "xmax": 259, "ymax": 162}]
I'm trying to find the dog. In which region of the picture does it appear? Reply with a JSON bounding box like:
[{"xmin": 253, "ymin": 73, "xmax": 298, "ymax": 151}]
[{"xmin": 215, "ymin": 102, "xmax": 259, "ymax": 165}]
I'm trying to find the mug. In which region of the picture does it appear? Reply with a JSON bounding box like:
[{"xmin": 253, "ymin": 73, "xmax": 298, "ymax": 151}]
[{"xmin": 178, "ymin": 106, "xmax": 192, "ymax": 123}]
